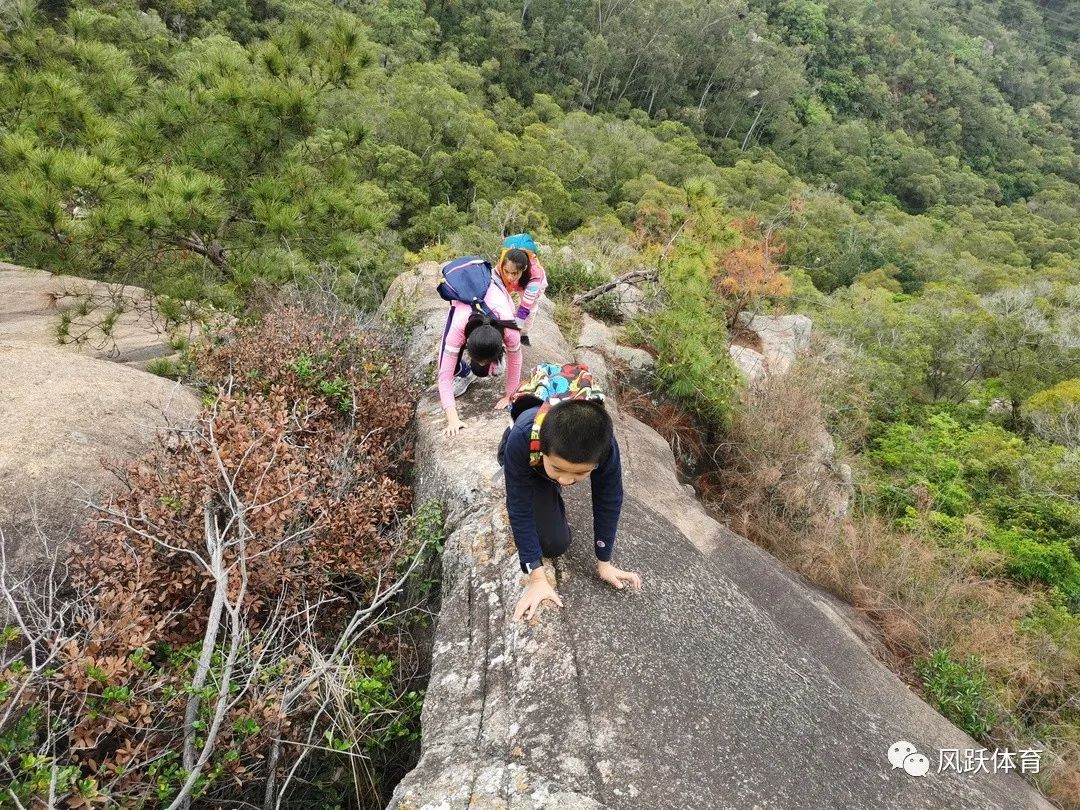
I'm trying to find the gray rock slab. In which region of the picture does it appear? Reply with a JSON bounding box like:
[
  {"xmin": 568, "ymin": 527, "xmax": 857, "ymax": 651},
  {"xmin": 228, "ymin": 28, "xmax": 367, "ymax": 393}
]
[
  {"xmin": 736, "ymin": 312, "xmax": 812, "ymax": 377},
  {"xmin": 386, "ymin": 268, "xmax": 1051, "ymax": 810},
  {"xmin": 729, "ymin": 344, "xmax": 768, "ymax": 386},
  {"xmin": 0, "ymin": 340, "xmax": 199, "ymax": 587},
  {"xmin": 0, "ymin": 262, "xmax": 198, "ymax": 363}
]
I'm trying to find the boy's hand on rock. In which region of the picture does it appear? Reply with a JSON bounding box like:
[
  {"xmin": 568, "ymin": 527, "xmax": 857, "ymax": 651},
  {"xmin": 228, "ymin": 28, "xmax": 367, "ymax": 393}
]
[
  {"xmin": 514, "ymin": 576, "xmax": 563, "ymax": 622},
  {"xmin": 596, "ymin": 560, "xmax": 642, "ymax": 591}
]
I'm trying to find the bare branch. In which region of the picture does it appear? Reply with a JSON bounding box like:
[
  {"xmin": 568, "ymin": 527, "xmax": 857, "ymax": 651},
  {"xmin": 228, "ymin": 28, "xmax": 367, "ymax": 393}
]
[{"xmin": 572, "ymin": 267, "xmax": 658, "ymax": 306}]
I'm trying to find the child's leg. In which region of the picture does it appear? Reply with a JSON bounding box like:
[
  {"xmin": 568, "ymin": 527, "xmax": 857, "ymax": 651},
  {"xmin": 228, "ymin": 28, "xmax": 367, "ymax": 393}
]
[
  {"xmin": 533, "ymin": 479, "xmax": 572, "ymax": 558},
  {"xmin": 520, "ymin": 295, "xmax": 542, "ymax": 346}
]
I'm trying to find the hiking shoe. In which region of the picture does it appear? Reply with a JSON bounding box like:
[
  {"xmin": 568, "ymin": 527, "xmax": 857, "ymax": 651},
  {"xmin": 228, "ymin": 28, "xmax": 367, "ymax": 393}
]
[{"xmin": 453, "ymin": 371, "xmax": 474, "ymax": 397}]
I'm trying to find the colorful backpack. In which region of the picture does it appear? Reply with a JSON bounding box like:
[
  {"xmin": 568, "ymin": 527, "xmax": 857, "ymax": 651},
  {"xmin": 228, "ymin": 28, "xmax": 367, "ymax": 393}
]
[{"xmin": 509, "ymin": 363, "xmax": 605, "ymax": 466}]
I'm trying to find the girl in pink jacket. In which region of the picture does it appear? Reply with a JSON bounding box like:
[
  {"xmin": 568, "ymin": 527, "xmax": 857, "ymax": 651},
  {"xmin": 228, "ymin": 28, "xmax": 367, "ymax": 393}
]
[
  {"xmin": 497, "ymin": 247, "xmax": 548, "ymax": 346},
  {"xmin": 437, "ymin": 274, "xmax": 523, "ymax": 437}
]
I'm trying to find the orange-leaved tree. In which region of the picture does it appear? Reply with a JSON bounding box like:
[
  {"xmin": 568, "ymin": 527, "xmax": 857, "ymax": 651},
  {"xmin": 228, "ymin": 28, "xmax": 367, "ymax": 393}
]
[{"xmin": 715, "ymin": 216, "xmax": 793, "ymax": 326}]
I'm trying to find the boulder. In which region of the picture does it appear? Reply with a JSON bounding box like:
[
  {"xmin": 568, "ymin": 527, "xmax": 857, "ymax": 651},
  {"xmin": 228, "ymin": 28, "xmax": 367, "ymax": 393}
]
[
  {"xmin": 0, "ymin": 341, "xmax": 199, "ymax": 581},
  {"xmin": 385, "ymin": 266, "xmax": 1051, "ymax": 810},
  {"xmin": 574, "ymin": 315, "xmax": 654, "ymax": 373},
  {"xmin": 736, "ymin": 311, "xmax": 812, "ymax": 376},
  {"xmin": 0, "ymin": 262, "xmax": 201, "ymax": 368},
  {"xmin": 575, "ymin": 317, "xmax": 614, "ymax": 350},
  {"xmin": 729, "ymin": 344, "xmax": 768, "ymax": 386},
  {"xmin": 611, "ymin": 344, "xmax": 654, "ymax": 372},
  {"xmin": 610, "ymin": 281, "xmax": 646, "ymax": 320}
]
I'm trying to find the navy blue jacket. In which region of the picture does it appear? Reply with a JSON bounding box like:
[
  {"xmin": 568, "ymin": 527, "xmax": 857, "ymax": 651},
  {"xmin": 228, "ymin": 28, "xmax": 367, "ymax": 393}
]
[{"xmin": 502, "ymin": 406, "xmax": 624, "ymax": 572}]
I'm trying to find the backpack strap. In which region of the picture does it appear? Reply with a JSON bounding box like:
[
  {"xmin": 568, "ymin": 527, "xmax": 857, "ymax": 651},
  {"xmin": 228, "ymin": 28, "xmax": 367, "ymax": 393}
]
[{"xmin": 529, "ymin": 403, "xmax": 550, "ymax": 466}]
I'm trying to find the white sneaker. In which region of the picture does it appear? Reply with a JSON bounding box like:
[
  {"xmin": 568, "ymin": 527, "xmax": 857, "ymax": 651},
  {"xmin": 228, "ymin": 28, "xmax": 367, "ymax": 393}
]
[
  {"xmin": 453, "ymin": 372, "xmax": 474, "ymax": 397},
  {"xmin": 490, "ymin": 359, "xmax": 504, "ymax": 377}
]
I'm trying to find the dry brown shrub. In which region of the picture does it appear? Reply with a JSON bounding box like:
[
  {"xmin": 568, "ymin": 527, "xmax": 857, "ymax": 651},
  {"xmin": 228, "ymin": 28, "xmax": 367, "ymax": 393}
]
[
  {"xmin": 1, "ymin": 303, "xmax": 425, "ymax": 808},
  {"xmin": 619, "ymin": 387, "xmax": 707, "ymax": 470}
]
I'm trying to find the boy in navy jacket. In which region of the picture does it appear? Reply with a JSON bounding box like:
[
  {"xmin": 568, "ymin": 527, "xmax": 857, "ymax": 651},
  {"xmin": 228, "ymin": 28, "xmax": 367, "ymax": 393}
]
[{"xmin": 498, "ymin": 376, "xmax": 642, "ymax": 621}]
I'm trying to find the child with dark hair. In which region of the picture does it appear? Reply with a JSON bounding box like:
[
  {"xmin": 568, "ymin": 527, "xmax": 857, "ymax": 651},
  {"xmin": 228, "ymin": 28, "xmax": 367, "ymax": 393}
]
[
  {"xmin": 496, "ymin": 244, "xmax": 548, "ymax": 346},
  {"xmin": 437, "ymin": 274, "xmax": 522, "ymax": 438},
  {"xmin": 498, "ymin": 363, "xmax": 641, "ymax": 621}
]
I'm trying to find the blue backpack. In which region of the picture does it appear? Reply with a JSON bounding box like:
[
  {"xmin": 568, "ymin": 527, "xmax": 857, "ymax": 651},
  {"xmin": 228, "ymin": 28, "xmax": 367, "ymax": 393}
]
[
  {"xmin": 437, "ymin": 256, "xmax": 502, "ymax": 319},
  {"xmin": 502, "ymin": 233, "xmax": 538, "ymax": 255},
  {"xmin": 437, "ymin": 257, "xmax": 520, "ymax": 360}
]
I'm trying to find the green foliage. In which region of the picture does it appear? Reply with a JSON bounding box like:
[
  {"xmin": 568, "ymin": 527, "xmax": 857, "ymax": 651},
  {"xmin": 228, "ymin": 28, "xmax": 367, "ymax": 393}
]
[
  {"xmin": 871, "ymin": 413, "xmax": 974, "ymax": 517},
  {"xmin": 402, "ymin": 499, "xmax": 445, "ymax": 596},
  {"xmin": 916, "ymin": 649, "xmax": 998, "ymax": 738},
  {"xmin": 544, "ymin": 261, "xmax": 609, "ymax": 300},
  {"xmin": 381, "ymin": 292, "xmax": 419, "ymax": 333},
  {"xmin": 989, "ymin": 529, "xmax": 1080, "ymax": 608},
  {"xmin": 1026, "ymin": 378, "xmax": 1080, "ymax": 448},
  {"xmin": 868, "ymin": 410, "xmax": 1080, "ymax": 605},
  {"xmin": 581, "ymin": 291, "xmax": 620, "ymax": 322},
  {"xmin": 348, "ymin": 653, "xmax": 424, "ymax": 752},
  {"xmin": 0, "ymin": 3, "xmax": 397, "ymax": 307},
  {"xmin": 633, "ymin": 182, "xmax": 740, "ymax": 428},
  {"xmin": 145, "ymin": 357, "xmax": 179, "ymax": 378},
  {"xmin": 410, "ymin": 499, "xmax": 446, "ymax": 554}
]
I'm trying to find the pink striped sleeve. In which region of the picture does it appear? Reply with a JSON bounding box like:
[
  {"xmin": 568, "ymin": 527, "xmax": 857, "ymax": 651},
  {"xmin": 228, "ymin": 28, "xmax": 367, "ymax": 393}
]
[{"xmin": 515, "ymin": 257, "xmax": 548, "ymax": 321}]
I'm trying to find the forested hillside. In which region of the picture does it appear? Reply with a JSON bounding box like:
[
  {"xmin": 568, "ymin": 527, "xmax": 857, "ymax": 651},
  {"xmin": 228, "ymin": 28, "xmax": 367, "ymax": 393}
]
[{"xmin": 1, "ymin": 0, "xmax": 1077, "ymax": 805}]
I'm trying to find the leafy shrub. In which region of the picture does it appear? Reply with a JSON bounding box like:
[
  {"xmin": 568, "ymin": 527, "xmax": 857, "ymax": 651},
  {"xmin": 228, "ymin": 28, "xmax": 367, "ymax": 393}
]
[
  {"xmin": 988, "ymin": 530, "xmax": 1080, "ymax": 610},
  {"xmin": 581, "ymin": 291, "xmax": 621, "ymax": 322},
  {"xmin": 916, "ymin": 649, "xmax": 998, "ymax": 738},
  {"xmin": 1026, "ymin": 379, "xmax": 1080, "ymax": 448},
  {"xmin": 985, "ymin": 494, "xmax": 1080, "ymax": 546},
  {"xmin": 545, "ymin": 260, "xmax": 610, "ymax": 300},
  {"xmin": 628, "ymin": 181, "xmax": 743, "ymax": 429}
]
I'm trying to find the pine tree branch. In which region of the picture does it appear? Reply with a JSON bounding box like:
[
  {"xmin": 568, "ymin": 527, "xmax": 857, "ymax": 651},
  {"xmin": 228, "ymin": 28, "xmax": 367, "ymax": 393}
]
[{"xmin": 174, "ymin": 231, "xmax": 228, "ymax": 270}]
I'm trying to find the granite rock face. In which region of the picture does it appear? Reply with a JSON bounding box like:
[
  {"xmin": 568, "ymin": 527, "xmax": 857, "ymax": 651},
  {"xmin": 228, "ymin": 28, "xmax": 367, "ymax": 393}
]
[
  {"xmin": 0, "ymin": 342, "xmax": 198, "ymax": 584},
  {"xmin": 0, "ymin": 262, "xmax": 203, "ymax": 368},
  {"xmin": 735, "ymin": 311, "xmax": 813, "ymax": 378},
  {"xmin": 386, "ymin": 265, "xmax": 1051, "ymax": 810},
  {"xmin": 0, "ymin": 263, "xmax": 200, "ymax": 594}
]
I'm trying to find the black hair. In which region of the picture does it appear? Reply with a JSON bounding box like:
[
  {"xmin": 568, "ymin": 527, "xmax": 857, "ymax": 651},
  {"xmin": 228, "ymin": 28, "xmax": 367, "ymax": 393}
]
[
  {"xmin": 539, "ymin": 400, "xmax": 613, "ymax": 464},
  {"xmin": 503, "ymin": 248, "xmax": 532, "ymax": 288},
  {"xmin": 464, "ymin": 320, "xmax": 506, "ymax": 366}
]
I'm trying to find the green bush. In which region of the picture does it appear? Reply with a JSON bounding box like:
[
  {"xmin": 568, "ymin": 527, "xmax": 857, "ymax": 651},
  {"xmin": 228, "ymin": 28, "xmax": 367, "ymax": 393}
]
[
  {"xmin": 581, "ymin": 291, "xmax": 621, "ymax": 322},
  {"xmin": 989, "ymin": 529, "xmax": 1080, "ymax": 610},
  {"xmin": 545, "ymin": 260, "xmax": 610, "ymax": 299},
  {"xmin": 916, "ymin": 649, "xmax": 998, "ymax": 738}
]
